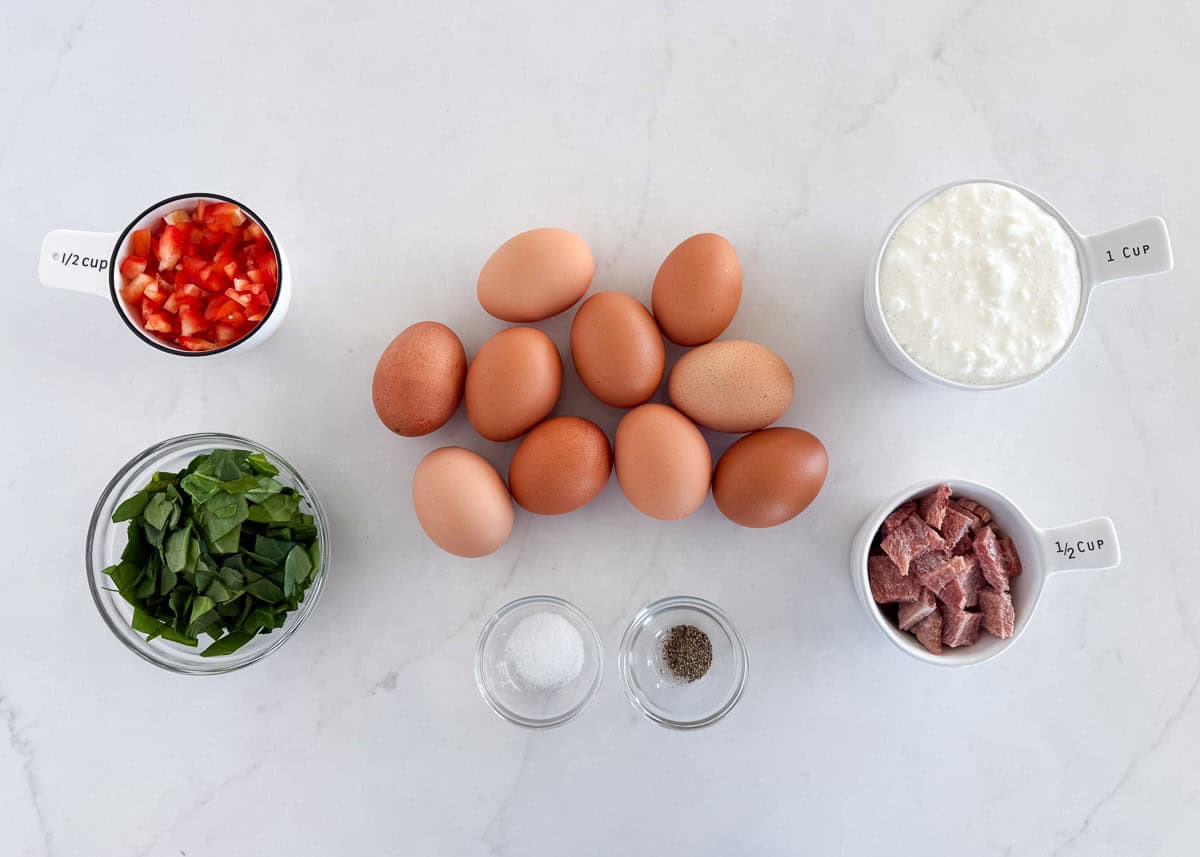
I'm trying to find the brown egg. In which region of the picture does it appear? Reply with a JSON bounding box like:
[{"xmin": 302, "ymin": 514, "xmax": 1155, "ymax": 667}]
[
  {"xmin": 465, "ymin": 327, "xmax": 563, "ymax": 442},
  {"xmin": 477, "ymin": 228, "xmax": 594, "ymax": 322},
  {"xmin": 651, "ymin": 233, "xmax": 742, "ymax": 346},
  {"xmin": 570, "ymin": 292, "xmax": 665, "ymax": 408},
  {"xmin": 668, "ymin": 340, "xmax": 794, "ymax": 433},
  {"xmin": 712, "ymin": 428, "xmax": 828, "ymax": 528},
  {"xmin": 412, "ymin": 447, "xmax": 514, "ymax": 557},
  {"xmin": 372, "ymin": 322, "xmax": 467, "ymax": 437},
  {"xmin": 614, "ymin": 404, "xmax": 712, "ymax": 520},
  {"xmin": 508, "ymin": 416, "xmax": 612, "ymax": 515}
]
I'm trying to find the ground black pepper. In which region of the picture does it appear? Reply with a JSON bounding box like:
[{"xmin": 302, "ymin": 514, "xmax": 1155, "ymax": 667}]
[{"xmin": 661, "ymin": 624, "xmax": 712, "ymax": 682}]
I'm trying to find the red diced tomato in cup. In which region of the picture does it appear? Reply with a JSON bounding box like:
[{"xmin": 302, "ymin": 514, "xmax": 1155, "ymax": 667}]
[
  {"xmin": 131, "ymin": 228, "xmax": 152, "ymax": 258},
  {"xmin": 117, "ymin": 199, "xmax": 276, "ymax": 351},
  {"xmin": 119, "ymin": 255, "xmax": 147, "ymax": 280}
]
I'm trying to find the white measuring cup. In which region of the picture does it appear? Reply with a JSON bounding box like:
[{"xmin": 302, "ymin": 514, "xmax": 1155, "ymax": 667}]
[
  {"xmin": 38, "ymin": 192, "xmax": 291, "ymax": 356},
  {"xmin": 864, "ymin": 179, "xmax": 1173, "ymax": 390},
  {"xmin": 850, "ymin": 478, "xmax": 1120, "ymax": 667}
]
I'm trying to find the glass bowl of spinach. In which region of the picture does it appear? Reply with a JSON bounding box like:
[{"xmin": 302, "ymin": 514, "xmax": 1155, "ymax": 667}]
[{"xmin": 87, "ymin": 433, "xmax": 329, "ymax": 674}]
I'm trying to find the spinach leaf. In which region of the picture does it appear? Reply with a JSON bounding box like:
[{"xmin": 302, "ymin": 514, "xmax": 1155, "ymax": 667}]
[
  {"xmin": 143, "ymin": 492, "xmax": 173, "ymax": 531},
  {"xmin": 180, "ymin": 472, "xmax": 223, "ymax": 503},
  {"xmin": 246, "ymin": 453, "xmax": 278, "ymax": 476},
  {"xmin": 112, "ymin": 491, "xmax": 149, "ymax": 522},
  {"xmin": 201, "ymin": 631, "xmax": 255, "ymax": 657},
  {"xmin": 164, "ymin": 524, "xmax": 192, "ymax": 573}
]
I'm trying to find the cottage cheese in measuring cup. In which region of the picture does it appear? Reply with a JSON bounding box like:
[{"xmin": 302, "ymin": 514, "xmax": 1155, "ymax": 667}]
[{"xmin": 879, "ymin": 182, "xmax": 1082, "ymax": 385}]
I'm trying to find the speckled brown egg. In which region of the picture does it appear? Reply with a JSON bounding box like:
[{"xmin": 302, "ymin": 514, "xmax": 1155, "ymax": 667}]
[
  {"xmin": 372, "ymin": 321, "xmax": 467, "ymax": 437},
  {"xmin": 668, "ymin": 340, "xmax": 794, "ymax": 433},
  {"xmin": 570, "ymin": 291, "xmax": 665, "ymax": 408},
  {"xmin": 412, "ymin": 447, "xmax": 514, "ymax": 557},
  {"xmin": 508, "ymin": 416, "xmax": 612, "ymax": 515},
  {"xmin": 477, "ymin": 228, "xmax": 595, "ymax": 322},
  {"xmin": 465, "ymin": 327, "xmax": 563, "ymax": 442},
  {"xmin": 614, "ymin": 404, "xmax": 712, "ymax": 520},
  {"xmin": 712, "ymin": 428, "xmax": 828, "ymax": 528},
  {"xmin": 651, "ymin": 233, "xmax": 742, "ymax": 346}
]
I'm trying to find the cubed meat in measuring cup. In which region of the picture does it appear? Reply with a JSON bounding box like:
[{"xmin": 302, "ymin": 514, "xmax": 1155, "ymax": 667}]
[
  {"xmin": 882, "ymin": 501, "xmax": 918, "ymax": 535},
  {"xmin": 912, "ymin": 609, "xmax": 943, "ymax": 655},
  {"xmin": 941, "ymin": 608, "xmax": 983, "ymax": 648},
  {"xmin": 979, "ymin": 587, "xmax": 1016, "ymax": 639},
  {"xmin": 881, "ymin": 514, "xmax": 946, "ymax": 576},
  {"xmin": 940, "ymin": 505, "xmax": 974, "ymax": 549},
  {"xmin": 918, "ymin": 483, "xmax": 952, "ymax": 530},
  {"xmin": 898, "ymin": 588, "xmax": 938, "ymax": 631},
  {"xmin": 974, "ymin": 526, "xmax": 1009, "ymax": 592},
  {"xmin": 869, "ymin": 555, "xmax": 922, "ymax": 604}
]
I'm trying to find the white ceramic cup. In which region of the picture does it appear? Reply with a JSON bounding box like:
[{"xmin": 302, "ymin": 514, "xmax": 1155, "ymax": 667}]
[
  {"xmin": 38, "ymin": 192, "xmax": 290, "ymax": 356},
  {"xmin": 850, "ymin": 478, "xmax": 1121, "ymax": 667},
  {"xmin": 864, "ymin": 179, "xmax": 1173, "ymax": 390}
]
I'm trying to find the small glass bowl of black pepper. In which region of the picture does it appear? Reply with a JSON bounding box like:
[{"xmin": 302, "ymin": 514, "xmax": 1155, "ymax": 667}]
[{"xmin": 618, "ymin": 596, "xmax": 748, "ymax": 729}]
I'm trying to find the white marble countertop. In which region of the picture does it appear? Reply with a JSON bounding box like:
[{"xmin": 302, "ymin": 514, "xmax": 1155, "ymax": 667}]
[{"xmin": 3, "ymin": 1, "xmax": 1197, "ymax": 854}]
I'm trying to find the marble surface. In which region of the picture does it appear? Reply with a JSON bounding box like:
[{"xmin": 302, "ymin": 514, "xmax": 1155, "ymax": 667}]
[{"xmin": 2, "ymin": 1, "xmax": 1198, "ymax": 854}]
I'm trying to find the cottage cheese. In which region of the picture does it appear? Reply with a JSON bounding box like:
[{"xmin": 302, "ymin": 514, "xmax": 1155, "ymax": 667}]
[{"xmin": 879, "ymin": 182, "xmax": 1082, "ymax": 385}]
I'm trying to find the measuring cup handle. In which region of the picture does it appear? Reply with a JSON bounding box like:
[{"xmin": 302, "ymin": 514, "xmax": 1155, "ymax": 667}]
[
  {"xmin": 38, "ymin": 229, "xmax": 119, "ymax": 298},
  {"xmin": 1081, "ymin": 217, "xmax": 1173, "ymax": 286},
  {"xmin": 1038, "ymin": 517, "xmax": 1120, "ymax": 575}
]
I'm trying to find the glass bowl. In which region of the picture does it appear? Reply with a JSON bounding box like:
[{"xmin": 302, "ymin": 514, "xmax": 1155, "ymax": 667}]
[
  {"xmin": 618, "ymin": 596, "xmax": 748, "ymax": 729},
  {"xmin": 475, "ymin": 596, "xmax": 604, "ymax": 729},
  {"xmin": 86, "ymin": 432, "xmax": 330, "ymax": 675}
]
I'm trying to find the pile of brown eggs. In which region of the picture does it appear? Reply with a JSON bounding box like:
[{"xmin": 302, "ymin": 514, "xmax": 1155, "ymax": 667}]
[{"xmin": 372, "ymin": 228, "xmax": 828, "ymax": 557}]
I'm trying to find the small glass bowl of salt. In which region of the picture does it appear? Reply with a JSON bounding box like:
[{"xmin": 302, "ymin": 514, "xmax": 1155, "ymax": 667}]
[{"xmin": 475, "ymin": 595, "xmax": 604, "ymax": 728}]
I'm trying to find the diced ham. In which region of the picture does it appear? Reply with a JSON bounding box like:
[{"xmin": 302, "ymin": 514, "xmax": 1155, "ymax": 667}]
[
  {"xmin": 998, "ymin": 537, "xmax": 1023, "ymax": 579},
  {"xmin": 913, "ymin": 609, "xmax": 943, "ymax": 655},
  {"xmin": 974, "ymin": 525, "xmax": 1008, "ymax": 592},
  {"xmin": 882, "ymin": 501, "xmax": 917, "ymax": 535},
  {"xmin": 940, "ymin": 505, "xmax": 973, "ymax": 547},
  {"xmin": 935, "ymin": 558, "xmax": 983, "ymax": 610},
  {"xmin": 918, "ymin": 483, "xmax": 952, "ymax": 530},
  {"xmin": 979, "ymin": 587, "xmax": 1016, "ymax": 639},
  {"xmin": 951, "ymin": 534, "xmax": 975, "ymax": 556},
  {"xmin": 942, "ymin": 608, "xmax": 983, "ymax": 648},
  {"xmin": 913, "ymin": 552, "xmax": 962, "ymax": 592},
  {"xmin": 955, "ymin": 498, "xmax": 993, "ymax": 532},
  {"xmin": 880, "ymin": 514, "xmax": 946, "ymax": 576},
  {"xmin": 869, "ymin": 555, "xmax": 922, "ymax": 604},
  {"xmin": 899, "ymin": 588, "xmax": 938, "ymax": 631}
]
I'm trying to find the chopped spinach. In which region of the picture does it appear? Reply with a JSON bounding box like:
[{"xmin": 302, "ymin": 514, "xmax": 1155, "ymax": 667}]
[{"xmin": 103, "ymin": 448, "xmax": 321, "ymax": 657}]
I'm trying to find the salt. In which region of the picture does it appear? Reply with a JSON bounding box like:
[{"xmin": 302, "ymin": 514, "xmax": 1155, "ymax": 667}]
[{"xmin": 504, "ymin": 611, "xmax": 584, "ymax": 692}]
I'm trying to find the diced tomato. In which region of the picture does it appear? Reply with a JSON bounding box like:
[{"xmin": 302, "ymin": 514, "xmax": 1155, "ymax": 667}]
[
  {"xmin": 204, "ymin": 202, "xmax": 246, "ymax": 232},
  {"xmin": 180, "ymin": 307, "xmax": 209, "ymax": 336},
  {"xmin": 143, "ymin": 277, "xmax": 166, "ymax": 304},
  {"xmin": 157, "ymin": 225, "xmax": 184, "ymax": 270},
  {"xmin": 178, "ymin": 336, "xmax": 217, "ymax": 351},
  {"xmin": 123, "ymin": 199, "xmax": 274, "ymax": 351},
  {"xmin": 204, "ymin": 297, "xmax": 238, "ymax": 322},
  {"xmin": 225, "ymin": 287, "xmax": 254, "ymax": 308},
  {"xmin": 213, "ymin": 324, "xmax": 239, "ymax": 344},
  {"xmin": 119, "ymin": 255, "xmax": 147, "ymax": 279},
  {"xmin": 122, "ymin": 273, "xmax": 155, "ymax": 302},
  {"xmin": 131, "ymin": 228, "xmax": 152, "ymax": 258},
  {"xmin": 144, "ymin": 311, "xmax": 173, "ymax": 333}
]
